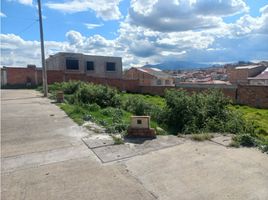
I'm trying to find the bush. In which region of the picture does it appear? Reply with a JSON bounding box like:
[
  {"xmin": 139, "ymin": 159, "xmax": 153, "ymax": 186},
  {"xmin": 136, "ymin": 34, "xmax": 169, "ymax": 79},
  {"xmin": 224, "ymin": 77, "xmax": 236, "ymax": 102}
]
[
  {"xmin": 106, "ymin": 122, "xmax": 128, "ymax": 134},
  {"xmin": 76, "ymin": 84, "xmax": 121, "ymax": 108},
  {"xmin": 155, "ymin": 127, "xmax": 167, "ymax": 135},
  {"xmin": 162, "ymin": 89, "xmax": 255, "ymax": 135},
  {"xmin": 82, "ymin": 103, "xmax": 101, "ymax": 112},
  {"xmin": 234, "ymin": 134, "xmax": 256, "ymax": 147},
  {"xmin": 123, "ymin": 96, "xmax": 152, "ymax": 115},
  {"xmin": 123, "ymin": 96, "xmax": 163, "ymax": 122}
]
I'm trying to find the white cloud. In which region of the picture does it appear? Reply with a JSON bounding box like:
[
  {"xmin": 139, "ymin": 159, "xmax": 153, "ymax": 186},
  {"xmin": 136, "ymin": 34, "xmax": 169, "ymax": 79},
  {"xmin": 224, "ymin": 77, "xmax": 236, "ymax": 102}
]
[
  {"xmin": 84, "ymin": 23, "xmax": 104, "ymax": 29},
  {"xmin": 128, "ymin": 0, "xmax": 248, "ymax": 32},
  {"xmin": 18, "ymin": 0, "xmax": 32, "ymax": 5},
  {"xmin": 227, "ymin": 4, "xmax": 268, "ymax": 36},
  {"xmin": 0, "ymin": 33, "xmax": 69, "ymax": 66},
  {"xmin": 1, "ymin": 3, "xmax": 268, "ymax": 68},
  {"xmin": 46, "ymin": 0, "xmax": 122, "ymax": 21},
  {"xmin": 0, "ymin": 12, "xmax": 6, "ymax": 17},
  {"xmin": 9, "ymin": 0, "xmax": 33, "ymax": 6},
  {"xmin": 65, "ymin": 30, "xmax": 84, "ymax": 46}
]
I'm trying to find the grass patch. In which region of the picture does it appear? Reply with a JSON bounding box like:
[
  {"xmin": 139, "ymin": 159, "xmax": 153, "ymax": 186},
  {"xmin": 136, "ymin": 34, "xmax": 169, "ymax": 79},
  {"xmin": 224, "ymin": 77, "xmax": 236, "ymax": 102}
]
[
  {"xmin": 121, "ymin": 93, "xmax": 165, "ymax": 108},
  {"xmin": 230, "ymin": 105, "xmax": 268, "ymax": 135},
  {"xmin": 190, "ymin": 133, "xmax": 214, "ymax": 141}
]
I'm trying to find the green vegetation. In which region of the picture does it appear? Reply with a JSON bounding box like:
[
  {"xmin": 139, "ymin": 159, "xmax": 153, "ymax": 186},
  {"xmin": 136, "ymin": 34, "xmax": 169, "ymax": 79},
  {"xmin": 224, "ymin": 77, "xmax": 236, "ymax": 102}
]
[
  {"xmin": 48, "ymin": 81, "xmax": 162, "ymax": 137},
  {"xmin": 46, "ymin": 81, "xmax": 268, "ymax": 153},
  {"xmin": 111, "ymin": 135, "xmax": 124, "ymax": 145},
  {"xmin": 230, "ymin": 105, "xmax": 268, "ymax": 135},
  {"xmin": 190, "ymin": 133, "xmax": 214, "ymax": 141}
]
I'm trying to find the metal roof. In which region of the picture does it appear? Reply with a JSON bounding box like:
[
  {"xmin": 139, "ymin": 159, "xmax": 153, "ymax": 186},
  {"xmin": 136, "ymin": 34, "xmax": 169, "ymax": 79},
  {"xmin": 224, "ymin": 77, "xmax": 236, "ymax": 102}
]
[
  {"xmin": 137, "ymin": 67, "xmax": 171, "ymax": 78},
  {"xmin": 248, "ymin": 69, "xmax": 268, "ymax": 80},
  {"xmin": 235, "ymin": 65, "xmax": 263, "ymax": 69}
]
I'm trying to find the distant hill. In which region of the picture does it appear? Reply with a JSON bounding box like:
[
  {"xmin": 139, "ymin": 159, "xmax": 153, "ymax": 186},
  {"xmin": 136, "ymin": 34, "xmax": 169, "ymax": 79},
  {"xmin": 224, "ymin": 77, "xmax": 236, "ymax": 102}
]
[{"xmin": 143, "ymin": 61, "xmax": 212, "ymax": 70}]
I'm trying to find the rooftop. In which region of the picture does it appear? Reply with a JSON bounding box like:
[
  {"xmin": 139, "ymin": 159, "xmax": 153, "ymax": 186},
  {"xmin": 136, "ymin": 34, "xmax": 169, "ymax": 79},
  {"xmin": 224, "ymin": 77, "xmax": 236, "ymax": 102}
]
[
  {"xmin": 137, "ymin": 67, "xmax": 171, "ymax": 78},
  {"xmin": 248, "ymin": 68, "xmax": 268, "ymax": 80},
  {"xmin": 49, "ymin": 52, "xmax": 121, "ymax": 59},
  {"xmin": 235, "ymin": 65, "xmax": 263, "ymax": 70}
]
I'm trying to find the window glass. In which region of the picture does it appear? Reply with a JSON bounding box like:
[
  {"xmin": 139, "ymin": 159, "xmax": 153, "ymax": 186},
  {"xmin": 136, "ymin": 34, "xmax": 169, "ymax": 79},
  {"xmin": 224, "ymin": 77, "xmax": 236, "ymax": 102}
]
[
  {"xmin": 87, "ymin": 61, "xmax": 94, "ymax": 71},
  {"xmin": 66, "ymin": 59, "xmax": 79, "ymax": 70},
  {"xmin": 106, "ymin": 62, "xmax": 116, "ymax": 71}
]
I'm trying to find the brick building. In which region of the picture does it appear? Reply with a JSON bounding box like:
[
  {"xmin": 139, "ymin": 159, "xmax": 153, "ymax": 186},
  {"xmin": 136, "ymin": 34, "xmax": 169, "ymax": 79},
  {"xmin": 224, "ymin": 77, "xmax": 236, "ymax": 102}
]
[
  {"xmin": 248, "ymin": 68, "xmax": 268, "ymax": 86},
  {"xmin": 228, "ymin": 65, "xmax": 266, "ymax": 85},
  {"xmin": 46, "ymin": 52, "xmax": 122, "ymax": 79},
  {"xmin": 124, "ymin": 67, "xmax": 174, "ymax": 86}
]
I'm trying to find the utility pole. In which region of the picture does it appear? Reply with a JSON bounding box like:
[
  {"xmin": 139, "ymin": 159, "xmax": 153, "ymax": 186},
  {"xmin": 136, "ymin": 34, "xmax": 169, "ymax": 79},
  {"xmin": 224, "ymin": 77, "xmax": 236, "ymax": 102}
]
[{"xmin": 37, "ymin": 0, "xmax": 48, "ymax": 97}]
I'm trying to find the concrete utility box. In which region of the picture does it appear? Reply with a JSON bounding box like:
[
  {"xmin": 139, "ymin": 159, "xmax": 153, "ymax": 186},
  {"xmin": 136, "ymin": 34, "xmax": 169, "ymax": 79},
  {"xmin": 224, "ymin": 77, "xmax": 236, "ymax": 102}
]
[
  {"xmin": 56, "ymin": 91, "xmax": 64, "ymax": 103},
  {"xmin": 127, "ymin": 116, "xmax": 156, "ymax": 138}
]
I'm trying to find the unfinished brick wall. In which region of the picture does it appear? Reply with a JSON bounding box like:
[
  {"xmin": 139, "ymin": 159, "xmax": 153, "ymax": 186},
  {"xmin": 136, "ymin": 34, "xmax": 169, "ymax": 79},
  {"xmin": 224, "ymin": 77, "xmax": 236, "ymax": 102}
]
[
  {"xmin": 5, "ymin": 67, "xmax": 42, "ymax": 86},
  {"xmin": 47, "ymin": 70, "xmax": 65, "ymax": 84},
  {"xmin": 228, "ymin": 66, "xmax": 266, "ymax": 85},
  {"xmin": 139, "ymin": 85, "xmax": 237, "ymax": 102},
  {"xmin": 47, "ymin": 70, "xmax": 140, "ymax": 92},
  {"xmin": 124, "ymin": 67, "xmax": 155, "ymax": 86},
  {"xmin": 228, "ymin": 68, "xmax": 249, "ymax": 84},
  {"xmin": 139, "ymin": 86, "xmax": 174, "ymax": 96},
  {"xmin": 5, "ymin": 68, "xmax": 267, "ymax": 108},
  {"xmin": 237, "ymin": 85, "xmax": 268, "ymax": 108}
]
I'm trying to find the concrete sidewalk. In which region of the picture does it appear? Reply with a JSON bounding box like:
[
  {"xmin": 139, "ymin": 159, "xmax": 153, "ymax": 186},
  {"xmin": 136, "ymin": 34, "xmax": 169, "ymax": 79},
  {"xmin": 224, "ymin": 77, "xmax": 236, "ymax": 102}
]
[
  {"xmin": 1, "ymin": 90, "xmax": 268, "ymax": 200},
  {"xmin": 1, "ymin": 90, "xmax": 155, "ymax": 200}
]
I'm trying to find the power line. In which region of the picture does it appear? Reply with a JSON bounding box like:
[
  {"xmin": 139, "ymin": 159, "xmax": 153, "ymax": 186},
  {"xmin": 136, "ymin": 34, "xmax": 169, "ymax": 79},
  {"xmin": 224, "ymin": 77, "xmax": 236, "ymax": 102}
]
[
  {"xmin": 17, "ymin": 19, "xmax": 38, "ymax": 35},
  {"xmin": 3, "ymin": 16, "xmax": 38, "ymax": 21}
]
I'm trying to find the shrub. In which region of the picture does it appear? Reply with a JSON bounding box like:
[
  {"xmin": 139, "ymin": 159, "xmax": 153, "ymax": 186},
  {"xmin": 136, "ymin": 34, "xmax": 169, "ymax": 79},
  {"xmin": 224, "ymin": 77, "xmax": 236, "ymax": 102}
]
[
  {"xmin": 258, "ymin": 128, "xmax": 268, "ymax": 135},
  {"xmin": 106, "ymin": 122, "xmax": 128, "ymax": 134},
  {"xmin": 48, "ymin": 83, "xmax": 62, "ymax": 92},
  {"xmin": 76, "ymin": 84, "xmax": 121, "ymax": 108},
  {"xmin": 62, "ymin": 81, "xmax": 83, "ymax": 94},
  {"xmin": 155, "ymin": 127, "xmax": 167, "ymax": 135},
  {"xmin": 224, "ymin": 110, "xmax": 249, "ymax": 134},
  {"xmin": 163, "ymin": 89, "xmax": 252, "ymax": 135},
  {"xmin": 123, "ymin": 96, "xmax": 152, "ymax": 115},
  {"xmin": 82, "ymin": 103, "xmax": 101, "ymax": 112},
  {"xmin": 234, "ymin": 134, "xmax": 256, "ymax": 147}
]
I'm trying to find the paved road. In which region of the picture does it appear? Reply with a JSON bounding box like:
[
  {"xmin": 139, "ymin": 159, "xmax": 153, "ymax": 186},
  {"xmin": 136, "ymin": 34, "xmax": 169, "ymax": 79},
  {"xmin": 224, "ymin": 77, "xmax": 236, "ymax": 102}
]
[
  {"xmin": 1, "ymin": 90, "xmax": 155, "ymax": 200},
  {"xmin": 1, "ymin": 90, "xmax": 268, "ymax": 200}
]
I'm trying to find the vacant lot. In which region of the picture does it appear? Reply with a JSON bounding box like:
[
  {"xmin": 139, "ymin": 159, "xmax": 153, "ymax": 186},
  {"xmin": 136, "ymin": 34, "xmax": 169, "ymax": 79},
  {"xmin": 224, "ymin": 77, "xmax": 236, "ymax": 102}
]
[
  {"xmin": 2, "ymin": 89, "xmax": 268, "ymax": 200},
  {"xmin": 45, "ymin": 81, "xmax": 268, "ymax": 152}
]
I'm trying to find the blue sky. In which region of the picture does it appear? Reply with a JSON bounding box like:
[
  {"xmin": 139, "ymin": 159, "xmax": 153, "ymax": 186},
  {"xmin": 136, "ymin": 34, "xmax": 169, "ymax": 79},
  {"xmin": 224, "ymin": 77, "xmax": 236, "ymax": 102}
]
[{"xmin": 1, "ymin": 0, "xmax": 268, "ymax": 68}]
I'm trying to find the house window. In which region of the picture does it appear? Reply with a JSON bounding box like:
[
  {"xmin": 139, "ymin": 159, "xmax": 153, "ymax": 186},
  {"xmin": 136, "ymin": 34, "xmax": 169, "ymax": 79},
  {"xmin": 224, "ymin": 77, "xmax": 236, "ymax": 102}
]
[
  {"xmin": 156, "ymin": 79, "xmax": 162, "ymax": 85},
  {"xmin": 86, "ymin": 61, "xmax": 94, "ymax": 71},
  {"xmin": 106, "ymin": 62, "xmax": 116, "ymax": 71},
  {"xmin": 137, "ymin": 119, "xmax": 142, "ymax": 124},
  {"xmin": 66, "ymin": 59, "xmax": 79, "ymax": 70}
]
